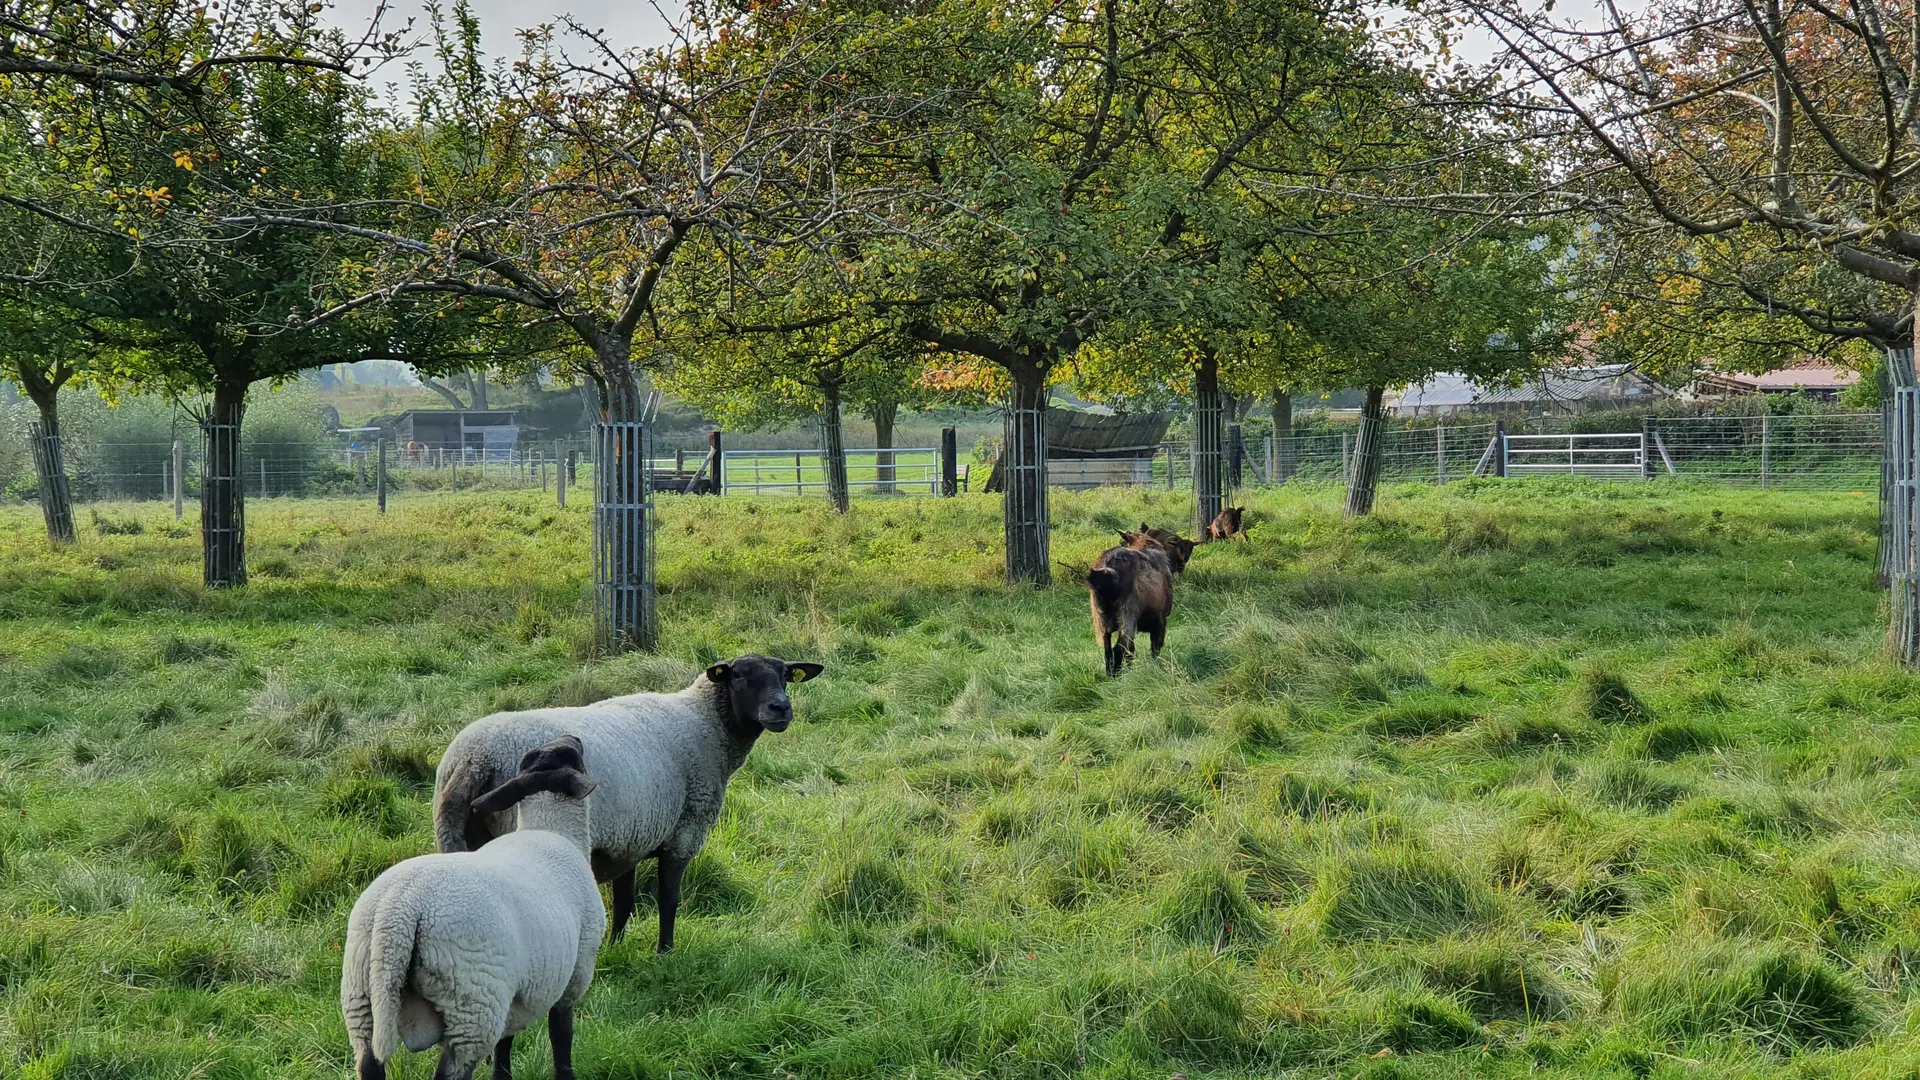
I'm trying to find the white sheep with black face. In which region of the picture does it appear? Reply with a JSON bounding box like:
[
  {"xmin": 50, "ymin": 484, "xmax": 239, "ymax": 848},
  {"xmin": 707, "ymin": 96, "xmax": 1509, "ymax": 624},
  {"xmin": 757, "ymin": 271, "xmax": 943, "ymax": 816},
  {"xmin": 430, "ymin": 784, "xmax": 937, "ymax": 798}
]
[
  {"xmin": 342, "ymin": 736, "xmax": 604, "ymax": 1080},
  {"xmin": 432, "ymin": 653, "xmax": 823, "ymax": 952}
]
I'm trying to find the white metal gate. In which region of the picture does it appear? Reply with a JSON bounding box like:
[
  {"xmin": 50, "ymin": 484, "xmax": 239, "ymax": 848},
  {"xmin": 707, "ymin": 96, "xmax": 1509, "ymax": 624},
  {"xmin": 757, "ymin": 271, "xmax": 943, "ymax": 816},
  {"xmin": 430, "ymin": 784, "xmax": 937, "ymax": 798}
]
[{"xmin": 1502, "ymin": 432, "xmax": 1647, "ymax": 478}]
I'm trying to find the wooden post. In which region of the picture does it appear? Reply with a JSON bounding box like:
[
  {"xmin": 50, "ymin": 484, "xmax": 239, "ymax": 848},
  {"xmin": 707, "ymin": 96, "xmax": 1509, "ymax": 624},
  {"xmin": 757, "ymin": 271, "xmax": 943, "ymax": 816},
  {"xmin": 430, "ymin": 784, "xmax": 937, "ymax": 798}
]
[
  {"xmin": 1226, "ymin": 423, "xmax": 1244, "ymax": 493},
  {"xmin": 556, "ymin": 441, "xmax": 568, "ymax": 507},
  {"xmin": 940, "ymin": 426, "xmax": 958, "ymax": 497},
  {"xmin": 1435, "ymin": 425, "xmax": 1447, "ymax": 484},
  {"xmin": 172, "ymin": 440, "xmax": 184, "ymax": 521},
  {"xmin": 1760, "ymin": 414, "xmax": 1772, "ymax": 488},
  {"xmin": 1641, "ymin": 417, "xmax": 1655, "ymax": 479},
  {"xmin": 1165, "ymin": 442, "xmax": 1175, "ymax": 490},
  {"xmin": 795, "ymin": 452, "xmax": 804, "ymax": 496},
  {"xmin": 1494, "ymin": 420, "xmax": 1508, "ymax": 477},
  {"xmin": 709, "ymin": 430, "xmax": 724, "ymax": 495},
  {"xmin": 377, "ymin": 440, "xmax": 388, "ymax": 514},
  {"xmin": 259, "ymin": 456, "xmax": 268, "ymax": 499}
]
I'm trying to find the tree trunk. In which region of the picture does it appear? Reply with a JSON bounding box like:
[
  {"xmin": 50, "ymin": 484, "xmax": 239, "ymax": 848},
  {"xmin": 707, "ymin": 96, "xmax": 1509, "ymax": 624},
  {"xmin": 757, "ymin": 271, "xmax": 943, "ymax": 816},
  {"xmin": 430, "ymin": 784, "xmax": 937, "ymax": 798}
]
[
  {"xmin": 471, "ymin": 367, "xmax": 488, "ymax": 410},
  {"xmin": 591, "ymin": 344, "xmax": 656, "ymax": 653},
  {"xmin": 821, "ymin": 382, "xmax": 850, "ymax": 513},
  {"xmin": 1344, "ymin": 385, "xmax": 1388, "ymax": 518},
  {"xmin": 24, "ymin": 388, "xmax": 75, "ymax": 544},
  {"xmin": 1193, "ymin": 349, "xmax": 1226, "ymax": 534},
  {"xmin": 1003, "ymin": 361, "xmax": 1050, "ymax": 585},
  {"xmin": 872, "ymin": 398, "xmax": 897, "ymax": 495},
  {"xmin": 1271, "ymin": 390, "xmax": 1295, "ymax": 483},
  {"xmin": 202, "ymin": 381, "xmax": 248, "ymax": 587}
]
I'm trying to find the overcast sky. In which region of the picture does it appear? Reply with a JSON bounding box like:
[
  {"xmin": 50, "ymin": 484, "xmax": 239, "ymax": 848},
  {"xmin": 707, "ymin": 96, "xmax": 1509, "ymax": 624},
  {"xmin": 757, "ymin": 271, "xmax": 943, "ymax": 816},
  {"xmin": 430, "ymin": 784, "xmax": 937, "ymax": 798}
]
[
  {"xmin": 322, "ymin": 0, "xmax": 1624, "ymax": 101},
  {"xmin": 324, "ymin": 0, "xmax": 675, "ymax": 101}
]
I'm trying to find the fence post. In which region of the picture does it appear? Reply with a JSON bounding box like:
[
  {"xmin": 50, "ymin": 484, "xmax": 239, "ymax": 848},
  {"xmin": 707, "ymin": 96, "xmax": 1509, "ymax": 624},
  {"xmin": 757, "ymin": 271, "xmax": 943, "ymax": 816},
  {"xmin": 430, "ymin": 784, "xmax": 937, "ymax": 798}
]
[
  {"xmin": 1641, "ymin": 417, "xmax": 1654, "ymax": 479},
  {"xmin": 1436, "ymin": 425, "xmax": 1447, "ymax": 484},
  {"xmin": 1760, "ymin": 414, "xmax": 1772, "ymax": 488},
  {"xmin": 173, "ymin": 440, "xmax": 184, "ymax": 521},
  {"xmin": 709, "ymin": 430, "xmax": 725, "ymax": 495},
  {"xmin": 377, "ymin": 441, "xmax": 388, "ymax": 513},
  {"xmin": 259, "ymin": 456, "xmax": 268, "ymax": 499},
  {"xmin": 1494, "ymin": 420, "xmax": 1508, "ymax": 477},
  {"xmin": 795, "ymin": 452, "xmax": 804, "ymax": 496},
  {"xmin": 1165, "ymin": 443, "xmax": 1174, "ymax": 490},
  {"xmin": 941, "ymin": 427, "xmax": 958, "ymax": 496},
  {"xmin": 1226, "ymin": 423, "xmax": 1244, "ymax": 493}
]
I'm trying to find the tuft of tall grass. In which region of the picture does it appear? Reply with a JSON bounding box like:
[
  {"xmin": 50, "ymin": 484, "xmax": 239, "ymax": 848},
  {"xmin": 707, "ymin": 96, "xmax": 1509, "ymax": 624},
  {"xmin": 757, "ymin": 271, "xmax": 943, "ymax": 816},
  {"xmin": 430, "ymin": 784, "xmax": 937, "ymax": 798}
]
[{"xmin": 1316, "ymin": 847, "xmax": 1499, "ymax": 941}]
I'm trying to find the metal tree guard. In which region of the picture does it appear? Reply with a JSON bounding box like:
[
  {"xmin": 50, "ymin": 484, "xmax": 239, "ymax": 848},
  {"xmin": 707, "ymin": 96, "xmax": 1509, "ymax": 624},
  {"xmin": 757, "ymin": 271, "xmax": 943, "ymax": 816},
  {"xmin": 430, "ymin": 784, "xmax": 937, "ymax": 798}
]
[
  {"xmin": 593, "ymin": 396, "xmax": 659, "ymax": 653},
  {"xmin": 1003, "ymin": 376, "xmax": 1051, "ymax": 584},
  {"xmin": 28, "ymin": 420, "xmax": 75, "ymax": 542},
  {"xmin": 1192, "ymin": 384, "xmax": 1225, "ymax": 534},
  {"xmin": 201, "ymin": 416, "xmax": 245, "ymax": 587}
]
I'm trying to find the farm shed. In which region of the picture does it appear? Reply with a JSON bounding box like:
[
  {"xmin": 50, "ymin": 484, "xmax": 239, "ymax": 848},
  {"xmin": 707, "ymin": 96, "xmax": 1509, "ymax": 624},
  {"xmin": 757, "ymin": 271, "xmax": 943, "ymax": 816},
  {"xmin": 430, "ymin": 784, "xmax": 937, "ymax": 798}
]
[
  {"xmin": 1387, "ymin": 365, "xmax": 1667, "ymax": 418},
  {"xmin": 1044, "ymin": 400, "xmax": 1170, "ymax": 491},
  {"xmin": 1692, "ymin": 365, "xmax": 1860, "ymax": 401},
  {"xmin": 394, "ymin": 410, "xmax": 520, "ymax": 458}
]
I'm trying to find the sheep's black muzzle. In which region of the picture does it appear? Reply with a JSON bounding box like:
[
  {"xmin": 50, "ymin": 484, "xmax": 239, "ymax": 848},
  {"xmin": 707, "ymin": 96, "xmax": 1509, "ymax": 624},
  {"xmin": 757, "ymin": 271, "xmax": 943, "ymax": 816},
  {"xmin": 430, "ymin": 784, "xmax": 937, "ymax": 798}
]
[{"xmin": 760, "ymin": 699, "xmax": 793, "ymax": 732}]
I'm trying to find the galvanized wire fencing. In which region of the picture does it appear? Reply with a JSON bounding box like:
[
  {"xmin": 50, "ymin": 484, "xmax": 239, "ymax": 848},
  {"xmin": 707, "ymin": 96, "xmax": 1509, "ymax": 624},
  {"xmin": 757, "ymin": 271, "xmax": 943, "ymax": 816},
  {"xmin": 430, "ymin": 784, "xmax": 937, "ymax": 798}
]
[{"xmin": 0, "ymin": 412, "xmax": 1892, "ymax": 522}]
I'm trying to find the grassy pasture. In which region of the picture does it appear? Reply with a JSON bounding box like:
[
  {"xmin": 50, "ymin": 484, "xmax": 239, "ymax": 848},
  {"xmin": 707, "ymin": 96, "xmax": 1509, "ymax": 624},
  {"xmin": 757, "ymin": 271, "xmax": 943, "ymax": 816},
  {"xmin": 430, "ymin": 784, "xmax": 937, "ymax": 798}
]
[{"xmin": 2, "ymin": 480, "xmax": 1918, "ymax": 1079}]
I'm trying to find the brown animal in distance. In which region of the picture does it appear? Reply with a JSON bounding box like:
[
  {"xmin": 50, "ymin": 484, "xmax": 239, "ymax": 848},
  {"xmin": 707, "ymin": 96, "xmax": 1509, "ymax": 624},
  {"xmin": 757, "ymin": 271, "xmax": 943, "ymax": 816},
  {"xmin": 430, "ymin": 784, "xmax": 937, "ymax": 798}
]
[
  {"xmin": 1087, "ymin": 544, "xmax": 1174, "ymax": 675},
  {"xmin": 1121, "ymin": 524, "xmax": 1198, "ymax": 573},
  {"xmin": 1207, "ymin": 506, "xmax": 1247, "ymax": 541}
]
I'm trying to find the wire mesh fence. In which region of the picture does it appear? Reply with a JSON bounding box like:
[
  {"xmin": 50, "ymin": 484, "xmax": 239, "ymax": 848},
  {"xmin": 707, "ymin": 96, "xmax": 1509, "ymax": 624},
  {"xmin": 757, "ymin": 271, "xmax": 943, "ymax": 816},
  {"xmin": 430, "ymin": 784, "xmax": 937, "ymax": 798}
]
[
  {"xmin": 1645, "ymin": 413, "xmax": 1881, "ymax": 489},
  {"xmin": 0, "ymin": 411, "xmax": 1893, "ymax": 520}
]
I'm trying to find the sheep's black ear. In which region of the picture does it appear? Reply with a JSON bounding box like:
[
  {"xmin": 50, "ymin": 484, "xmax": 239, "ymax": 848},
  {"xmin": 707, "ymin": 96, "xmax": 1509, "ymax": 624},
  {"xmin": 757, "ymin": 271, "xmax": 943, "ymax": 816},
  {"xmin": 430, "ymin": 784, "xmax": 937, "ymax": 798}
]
[
  {"xmin": 517, "ymin": 735, "xmax": 586, "ymax": 774},
  {"xmin": 471, "ymin": 773, "xmax": 538, "ymax": 814},
  {"xmin": 557, "ymin": 769, "xmax": 597, "ymax": 800},
  {"xmin": 706, "ymin": 662, "xmax": 733, "ymax": 683},
  {"xmin": 786, "ymin": 662, "xmax": 823, "ymax": 684},
  {"xmin": 472, "ymin": 768, "xmax": 596, "ymax": 813}
]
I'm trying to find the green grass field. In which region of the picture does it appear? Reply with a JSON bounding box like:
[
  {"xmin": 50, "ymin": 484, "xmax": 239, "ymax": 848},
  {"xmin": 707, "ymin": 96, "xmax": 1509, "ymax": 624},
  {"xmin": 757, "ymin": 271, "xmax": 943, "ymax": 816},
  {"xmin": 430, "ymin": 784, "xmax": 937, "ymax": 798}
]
[{"xmin": 4, "ymin": 480, "xmax": 1918, "ymax": 1079}]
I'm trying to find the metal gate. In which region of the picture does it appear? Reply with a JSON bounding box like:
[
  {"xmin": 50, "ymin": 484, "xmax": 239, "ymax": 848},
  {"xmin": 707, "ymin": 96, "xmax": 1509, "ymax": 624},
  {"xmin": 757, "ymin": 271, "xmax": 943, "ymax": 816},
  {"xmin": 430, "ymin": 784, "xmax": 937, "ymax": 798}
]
[
  {"xmin": 1502, "ymin": 432, "xmax": 1647, "ymax": 478},
  {"xmin": 1892, "ymin": 384, "xmax": 1920, "ymax": 662}
]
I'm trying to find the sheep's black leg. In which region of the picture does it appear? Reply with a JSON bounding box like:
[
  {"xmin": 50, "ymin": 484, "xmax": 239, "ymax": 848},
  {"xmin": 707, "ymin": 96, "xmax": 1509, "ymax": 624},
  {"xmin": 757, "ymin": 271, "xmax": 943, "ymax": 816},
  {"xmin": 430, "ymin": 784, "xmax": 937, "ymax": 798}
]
[
  {"xmin": 356, "ymin": 1050, "xmax": 386, "ymax": 1080},
  {"xmin": 609, "ymin": 868, "xmax": 636, "ymax": 942},
  {"xmin": 657, "ymin": 853, "xmax": 689, "ymax": 953},
  {"xmin": 489, "ymin": 1034, "xmax": 513, "ymax": 1080},
  {"xmin": 549, "ymin": 1002, "xmax": 576, "ymax": 1080}
]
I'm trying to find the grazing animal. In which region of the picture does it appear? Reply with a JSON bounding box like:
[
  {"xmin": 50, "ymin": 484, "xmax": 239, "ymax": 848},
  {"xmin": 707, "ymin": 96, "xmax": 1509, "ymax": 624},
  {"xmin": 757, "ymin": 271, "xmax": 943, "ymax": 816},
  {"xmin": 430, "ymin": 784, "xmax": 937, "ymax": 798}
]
[
  {"xmin": 1121, "ymin": 523, "xmax": 1198, "ymax": 573},
  {"xmin": 343, "ymin": 737, "xmax": 603, "ymax": 1080},
  {"xmin": 1207, "ymin": 506, "xmax": 1247, "ymax": 540},
  {"xmin": 1087, "ymin": 544, "xmax": 1174, "ymax": 675},
  {"xmin": 433, "ymin": 654, "xmax": 823, "ymax": 952}
]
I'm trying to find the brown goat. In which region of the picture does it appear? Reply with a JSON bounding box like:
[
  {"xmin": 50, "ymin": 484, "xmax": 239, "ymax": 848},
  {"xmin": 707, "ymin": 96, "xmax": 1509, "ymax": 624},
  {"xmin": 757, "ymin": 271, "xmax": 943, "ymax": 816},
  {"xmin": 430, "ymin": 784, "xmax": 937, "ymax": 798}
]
[
  {"xmin": 1087, "ymin": 544, "xmax": 1173, "ymax": 675},
  {"xmin": 1120, "ymin": 524, "xmax": 1198, "ymax": 574},
  {"xmin": 1207, "ymin": 506, "xmax": 1247, "ymax": 541}
]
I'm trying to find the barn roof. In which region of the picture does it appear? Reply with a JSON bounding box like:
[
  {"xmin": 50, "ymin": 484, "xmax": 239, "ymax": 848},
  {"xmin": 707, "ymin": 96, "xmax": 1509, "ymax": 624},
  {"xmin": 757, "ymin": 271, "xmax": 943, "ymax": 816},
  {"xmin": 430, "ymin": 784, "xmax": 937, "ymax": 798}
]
[{"xmin": 1390, "ymin": 365, "xmax": 1663, "ymax": 411}]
